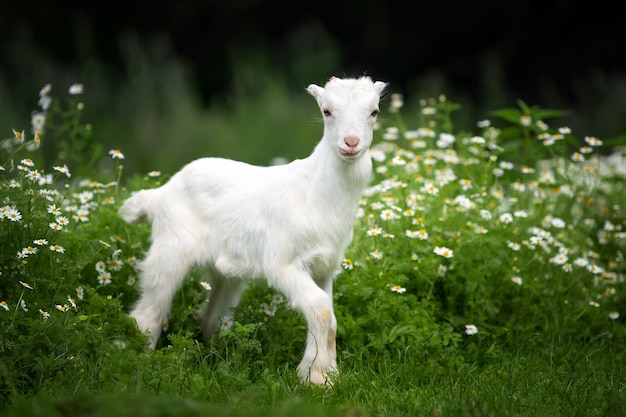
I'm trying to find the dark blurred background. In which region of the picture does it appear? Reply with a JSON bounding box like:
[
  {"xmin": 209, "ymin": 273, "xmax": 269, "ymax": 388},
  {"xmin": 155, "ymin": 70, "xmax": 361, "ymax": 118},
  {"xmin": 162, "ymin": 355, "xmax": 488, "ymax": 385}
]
[{"xmin": 1, "ymin": 0, "xmax": 625, "ymax": 174}]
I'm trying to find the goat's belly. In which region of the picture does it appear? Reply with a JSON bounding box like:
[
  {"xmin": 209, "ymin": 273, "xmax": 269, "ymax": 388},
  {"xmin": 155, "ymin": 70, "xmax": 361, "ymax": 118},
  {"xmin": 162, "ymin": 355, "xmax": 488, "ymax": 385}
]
[{"xmin": 213, "ymin": 252, "xmax": 264, "ymax": 280}]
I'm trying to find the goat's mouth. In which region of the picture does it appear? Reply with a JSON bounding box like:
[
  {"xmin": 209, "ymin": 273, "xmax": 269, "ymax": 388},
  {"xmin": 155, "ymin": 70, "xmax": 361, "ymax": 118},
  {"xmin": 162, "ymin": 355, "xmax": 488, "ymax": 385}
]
[{"xmin": 338, "ymin": 147, "xmax": 361, "ymax": 158}]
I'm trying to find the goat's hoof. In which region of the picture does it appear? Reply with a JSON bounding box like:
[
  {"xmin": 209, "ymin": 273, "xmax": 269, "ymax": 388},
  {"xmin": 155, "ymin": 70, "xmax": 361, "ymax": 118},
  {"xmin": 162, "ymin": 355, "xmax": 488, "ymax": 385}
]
[{"xmin": 298, "ymin": 366, "xmax": 336, "ymax": 386}]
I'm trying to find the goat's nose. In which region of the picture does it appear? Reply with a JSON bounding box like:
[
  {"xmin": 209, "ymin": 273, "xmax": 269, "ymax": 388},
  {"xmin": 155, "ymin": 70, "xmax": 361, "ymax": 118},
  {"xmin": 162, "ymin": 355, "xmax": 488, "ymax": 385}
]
[{"xmin": 344, "ymin": 135, "xmax": 360, "ymax": 148}]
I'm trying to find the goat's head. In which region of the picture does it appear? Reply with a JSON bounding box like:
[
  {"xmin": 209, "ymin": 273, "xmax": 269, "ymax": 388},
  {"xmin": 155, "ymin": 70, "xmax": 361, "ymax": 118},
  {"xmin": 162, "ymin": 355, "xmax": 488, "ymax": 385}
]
[{"xmin": 307, "ymin": 76, "xmax": 387, "ymax": 162}]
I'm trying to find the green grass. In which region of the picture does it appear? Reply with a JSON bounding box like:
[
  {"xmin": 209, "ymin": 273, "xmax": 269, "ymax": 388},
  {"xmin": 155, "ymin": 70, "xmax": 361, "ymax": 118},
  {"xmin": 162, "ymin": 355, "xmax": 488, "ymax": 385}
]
[{"xmin": 1, "ymin": 80, "xmax": 624, "ymax": 416}]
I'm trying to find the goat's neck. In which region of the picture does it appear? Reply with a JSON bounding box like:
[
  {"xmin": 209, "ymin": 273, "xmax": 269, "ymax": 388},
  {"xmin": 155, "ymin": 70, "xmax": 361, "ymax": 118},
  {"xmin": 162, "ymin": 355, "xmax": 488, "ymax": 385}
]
[{"xmin": 307, "ymin": 137, "xmax": 372, "ymax": 204}]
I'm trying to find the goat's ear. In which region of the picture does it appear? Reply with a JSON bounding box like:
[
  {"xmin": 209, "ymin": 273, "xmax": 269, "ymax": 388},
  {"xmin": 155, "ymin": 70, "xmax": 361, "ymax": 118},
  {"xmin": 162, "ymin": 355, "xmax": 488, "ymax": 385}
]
[
  {"xmin": 374, "ymin": 81, "xmax": 387, "ymax": 95},
  {"xmin": 307, "ymin": 84, "xmax": 325, "ymax": 99}
]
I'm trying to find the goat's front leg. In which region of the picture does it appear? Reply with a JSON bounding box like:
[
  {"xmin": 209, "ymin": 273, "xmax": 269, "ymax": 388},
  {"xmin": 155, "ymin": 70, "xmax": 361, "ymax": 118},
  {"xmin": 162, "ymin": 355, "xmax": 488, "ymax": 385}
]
[{"xmin": 270, "ymin": 266, "xmax": 337, "ymax": 385}]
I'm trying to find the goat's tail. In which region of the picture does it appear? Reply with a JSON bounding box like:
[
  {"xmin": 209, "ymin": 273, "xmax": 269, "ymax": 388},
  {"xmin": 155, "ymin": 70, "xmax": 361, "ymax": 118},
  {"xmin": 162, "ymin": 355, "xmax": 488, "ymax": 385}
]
[{"xmin": 118, "ymin": 189, "xmax": 157, "ymax": 224}]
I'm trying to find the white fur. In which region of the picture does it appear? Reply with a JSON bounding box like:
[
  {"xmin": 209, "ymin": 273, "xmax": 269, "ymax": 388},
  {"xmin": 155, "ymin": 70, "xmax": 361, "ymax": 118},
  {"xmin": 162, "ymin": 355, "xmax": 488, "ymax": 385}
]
[{"xmin": 119, "ymin": 76, "xmax": 387, "ymax": 384}]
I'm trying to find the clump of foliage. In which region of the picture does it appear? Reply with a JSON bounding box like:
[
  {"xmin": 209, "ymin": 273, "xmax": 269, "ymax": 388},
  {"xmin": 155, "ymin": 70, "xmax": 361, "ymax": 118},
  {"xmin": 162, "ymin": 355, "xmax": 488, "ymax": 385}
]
[{"xmin": 1, "ymin": 85, "xmax": 624, "ymax": 416}]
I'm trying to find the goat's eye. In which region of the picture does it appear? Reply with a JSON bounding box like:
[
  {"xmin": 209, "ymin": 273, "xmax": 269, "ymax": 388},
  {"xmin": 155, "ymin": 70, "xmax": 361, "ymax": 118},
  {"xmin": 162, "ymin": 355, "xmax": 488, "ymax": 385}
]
[
  {"xmin": 370, "ymin": 109, "xmax": 379, "ymax": 117},
  {"xmin": 323, "ymin": 109, "xmax": 332, "ymax": 117}
]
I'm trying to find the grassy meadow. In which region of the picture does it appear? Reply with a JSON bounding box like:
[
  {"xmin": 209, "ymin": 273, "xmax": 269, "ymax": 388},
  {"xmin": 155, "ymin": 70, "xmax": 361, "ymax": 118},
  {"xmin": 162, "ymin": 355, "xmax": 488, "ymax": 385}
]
[{"xmin": 1, "ymin": 56, "xmax": 625, "ymax": 416}]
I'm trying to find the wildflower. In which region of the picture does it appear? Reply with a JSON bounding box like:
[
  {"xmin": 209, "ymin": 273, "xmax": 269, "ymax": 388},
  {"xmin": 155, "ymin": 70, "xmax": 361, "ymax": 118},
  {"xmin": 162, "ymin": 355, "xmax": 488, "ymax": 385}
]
[
  {"xmin": 19, "ymin": 281, "xmax": 33, "ymax": 290},
  {"xmin": 507, "ymin": 241, "xmax": 521, "ymax": 251},
  {"xmin": 49, "ymin": 244, "xmax": 65, "ymax": 253},
  {"xmin": 76, "ymin": 191, "xmax": 94, "ymax": 204},
  {"xmin": 369, "ymin": 250, "xmax": 383, "ymax": 260},
  {"xmin": 422, "ymin": 107, "xmax": 437, "ymax": 115},
  {"xmin": 39, "ymin": 309, "xmax": 50, "ymax": 319},
  {"xmin": 49, "ymin": 222, "xmax": 62, "ymax": 231},
  {"xmin": 499, "ymin": 213, "xmax": 513, "ymax": 224},
  {"xmin": 342, "ymin": 258, "xmax": 354, "ymax": 270},
  {"xmin": 434, "ymin": 246, "xmax": 454, "ymax": 258},
  {"xmin": 200, "ymin": 281, "xmax": 212, "ymax": 290},
  {"xmin": 480, "ymin": 210, "xmax": 492, "ymax": 220},
  {"xmin": 53, "ymin": 164, "xmax": 72, "ymax": 177},
  {"xmin": 21, "ymin": 300, "xmax": 28, "ymax": 312},
  {"xmin": 571, "ymin": 152, "xmax": 585, "ymax": 162},
  {"xmin": 72, "ymin": 208, "xmax": 89, "ymax": 223},
  {"xmin": 5, "ymin": 207, "xmax": 22, "ymax": 222},
  {"xmin": 587, "ymin": 264, "xmax": 605, "ymax": 275},
  {"xmin": 459, "ymin": 179, "xmax": 472, "ymax": 190},
  {"xmin": 437, "ymin": 264, "xmax": 447, "ymax": 276},
  {"xmin": 436, "ymin": 133, "xmax": 455, "ymax": 148},
  {"xmin": 406, "ymin": 229, "xmax": 429, "ymax": 240},
  {"xmin": 67, "ymin": 296, "xmax": 77, "ymax": 308},
  {"xmin": 98, "ymin": 272, "xmax": 112, "ymax": 285},
  {"xmin": 550, "ymin": 217, "xmax": 566, "ymax": 229},
  {"xmin": 465, "ymin": 324, "xmax": 478, "ymax": 335},
  {"xmin": 573, "ymin": 258, "xmax": 589, "ymax": 268},
  {"xmin": 56, "ymin": 216, "xmax": 70, "ymax": 226},
  {"xmin": 366, "ymin": 226, "xmax": 383, "ymax": 236},
  {"xmin": 262, "ymin": 303, "xmax": 277, "ymax": 316},
  {"xmin": 109, "ymin": 149, "xmax": 125, "ymax": 159},
  {"xmin": 31, "ymin": 112, "xmax": 46, "ymax": 133},
  {"xmin": 1, "ymin": 301, "xmax": 8, "ymax": 311},
  {"xmin": 470, "ymin": 136, "xmax": 486, "ymax": 145},
  {"xmin": 383, "ymin": 127, "xmax": 399, "ymax": 140},
  {"xmin": 477, "ymin": 120, "xmax": 491, "ymax": 128},
  {"xmin": 271, "ymin": 294, "xmax": 284, "ymax": 304},
  {"xmin": 192, "ymin": 308, "xmax": 203, "ymax": 321},
  {"xmin": 589, "ymin": 301, "xmax": 600, "ymax": 308},
  {"xmin": 68, "ymin": 83, "xmax": 84, "ymax": 95},
  {"xmin": 56, "ymin": 304, "xmax": 70, "ymax": 312},
  {"xmin": 127, "ymin": 276, "xmax": 136, "ymax": 286},
  {"xmin": 474, "ymin": 225, "xmax": 488, "ymax": 234},
  {"xmin": 390, "ymin": 93, "xmax": 404, "ymax": 112},
  {"xmin": 108, "ymin": 258, "xmax": 123, "ymax": 271},
  {"xmin": 609, "ymin": 311, "xmax": 620, "ymax": 320},
  {"xmin": 40, "ymin": 83, "xmax": 52, "ymax": 97},
  {"xmin": 380, "ymin": 209, "xmax": 399, "ymax": 221},
  {"xmin": 148, "ymin": 171, "xmax": 161, "ymax": 177},
  {"xmin": 391, "ymin": 285, "xmax": 406, "ymax": 294},
  {"xmin": 13, "ymin": 129, "xmax": 25, "ymax": 143},
  {"xmin": 520, "ymin": 115, "xmax": 532, "ymax": 126},
  {"xmin": 511, "ymin": 276, "xmax": 523, "ymax": 285},
  {"xmin": 38, "ymin": 93, "xmax": 51, "ymax": 110},
  {"xmin": 421, "ymin": 182, "xmax": 439, "ymax": 195},
  {"xmin": 95, "ymin": 261, "xmax": 107, "ymax": 273},
  {"xmin": 219, "ymin": 315, "xmax": 234, "ymax": 330},
  {"xmin": 38, "ymin": 174, "xmax": 53, "ymax": 185},
  {"xmin": 25, "ymin": 170, "xmax": 41, "ymax": 182},
  {"xmin": 47, "ymin": 205, "xmax": 61, "ymax": 216},
  {"xmin": 21, "ymin": 246, "xmax": 38, "ymax": 256},
  {"xmin": 76, "ymin": 286, "xmax": 84, "ymax": 300},
  {"xmin": 584, "ymin": 136, "xmax": 603, "ymax": 146},
  {"xmin": 513, "ymin": 210, "xmax": 528, "ymax": 218},
  {"xmin": 390, "ymin": 155, "xmax": 406, "ymax": 166}
]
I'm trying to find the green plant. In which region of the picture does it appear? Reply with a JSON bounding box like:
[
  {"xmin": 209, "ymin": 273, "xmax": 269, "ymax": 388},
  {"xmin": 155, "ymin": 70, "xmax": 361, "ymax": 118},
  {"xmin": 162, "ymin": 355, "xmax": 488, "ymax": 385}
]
[{"xmin": 1, "ymin": 83, "xmax": 624, "ymax": 416}]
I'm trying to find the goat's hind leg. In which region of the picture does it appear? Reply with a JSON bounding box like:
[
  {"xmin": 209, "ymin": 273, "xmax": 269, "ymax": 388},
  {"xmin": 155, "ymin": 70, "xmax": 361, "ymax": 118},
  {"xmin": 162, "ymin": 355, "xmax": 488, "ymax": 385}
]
[
  {"xmin": 200, "ymin": 273, "xmax": 247, "ymax": 338},
  {"xmin": 130, "ymin": 242, "xmax": 193, "ymax": 349}
]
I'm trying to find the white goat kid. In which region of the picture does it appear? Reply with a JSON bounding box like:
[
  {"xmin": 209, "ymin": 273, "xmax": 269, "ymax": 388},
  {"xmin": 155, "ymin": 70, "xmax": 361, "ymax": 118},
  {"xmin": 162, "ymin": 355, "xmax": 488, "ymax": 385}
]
[{"xmin": 119, "ymin": 76, "xmax": 387, "ymax": 384}]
